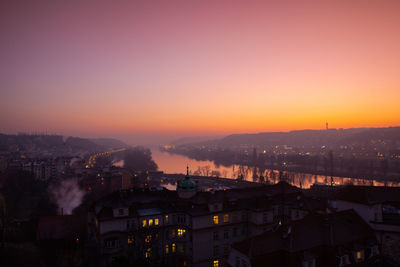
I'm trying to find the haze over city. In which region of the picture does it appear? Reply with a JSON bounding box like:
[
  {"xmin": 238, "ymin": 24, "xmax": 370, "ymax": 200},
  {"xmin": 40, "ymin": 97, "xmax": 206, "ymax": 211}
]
[{"xmin": 1, "ymin": 0, "xmax": 400, "ymax": 145}]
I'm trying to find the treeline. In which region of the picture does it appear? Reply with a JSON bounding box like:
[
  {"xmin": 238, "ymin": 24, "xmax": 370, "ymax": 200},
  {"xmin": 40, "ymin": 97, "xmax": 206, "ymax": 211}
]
[{"xmin": 163, "ymin": 146, "xmax": 400, "ymax": 181}]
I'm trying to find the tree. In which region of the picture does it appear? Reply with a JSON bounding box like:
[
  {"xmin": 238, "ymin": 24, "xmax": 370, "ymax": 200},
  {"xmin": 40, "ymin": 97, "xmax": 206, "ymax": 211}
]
[{"xmin": 124, "ymin": 147, "xmax": 158, "ymax": 172}]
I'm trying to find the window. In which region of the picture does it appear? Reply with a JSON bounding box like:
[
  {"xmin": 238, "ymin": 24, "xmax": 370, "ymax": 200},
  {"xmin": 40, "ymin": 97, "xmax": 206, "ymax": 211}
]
[
  {"xmin": 224, "ymin": 231, "xmax": 229, "ymax": 239},
  {"xmin": 355, "ymin": 250, "xmax": 364, "ymax": 262},
  {"xmin": 235, "ymin": 257, "xmax": 240, "ymax": 267},
  {"xmin": 155, "ymin": 218, "xmax": 159, "ymax": 225},
  {"xmin": 171, "ymin": 229, "xmax": 176, "ymax": 238},
  {"xmin": 127, "ymin": 235, "xmax": 134, "ymax": 244},
  {"xmin": 118, "ymin": 208, "xmax": 123, "ymax": 216},
  {"xmin": 165, "ymin": 215, "xmax": 169, "ymax": 223},
  {"xmin": 213, "ymin": 231, "xmax": 219, "ymax": 241},
  {"xmin": 302, "ymin": 259, "xmax": 315, "ymax": 267},
  {"xmin": 213, "ymin": 245, "xmax": 219, "ymax": 256},
  {"xmin": 263, "ymin": 212, "xmax": 268, "ymax": 222},
  {"xmin": 145, "ymin": 235, "xmax": 152, "ymax": 243},
  {"xmin": 165, "ymin": 244, "xmax": 169, "ymax": 254},
  {"xmin": 145, "ymin": 248, "xmax": 151, "ymax": 258},
  {"xmin": 233, "ymin": 213, "xmax": 238, "ymax": 222},
  {"xmin": 213, "ymin": 260, "xmax": 219, "ymax": 267},
  {"xmin": 177, "ymin": 243, "xmax": 184, "ymax": 253},
  {"xmin": 214, "ymin": 204, "xmax": 218, "ymax": 211},
  {"xmin": 142, "ymin": 219, "xmax": 147, "ymax": 227},
  {"xmin": 213, "ymin": 215, "xmax": 219, "ymax": 224},
  {"xmin": 172, "ymin": 243, "xmax": 176, "ymax": 253},
  {"xmin": 223, "ymin": 244, "xmax": 229, "ymax": 255},
  {"xmin": 104, "ymin": 239, "xmax": 120, "ymax": 249},
  {"xmin": 233, "ymin": 227, "xmax": 238, "ymax": 237},
  {"xmin": 149, "ymin": 219, "xmax": 153, "ymax": 226},
  {"xmin": 224, "ymin": 214, "xmax": 229, "ymax": 223},
  {"xmin": 178, "ymin": 229, "xmax": 186, "ymax": 237}
]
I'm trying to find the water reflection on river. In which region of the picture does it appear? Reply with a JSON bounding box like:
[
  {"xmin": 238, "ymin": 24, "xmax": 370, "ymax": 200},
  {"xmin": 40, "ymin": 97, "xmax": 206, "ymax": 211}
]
[{"xmin": 151, "ymin": 148, "xmax": 400, "ymax": 189}]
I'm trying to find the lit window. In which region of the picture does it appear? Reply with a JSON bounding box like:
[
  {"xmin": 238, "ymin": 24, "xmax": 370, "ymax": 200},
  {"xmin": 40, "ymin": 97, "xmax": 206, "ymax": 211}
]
[
  {"xmin": 356, "ymin": 251, "xmax": 363, "ymax": 261},
  {"xmin": 213, "ymin": 215, "xmax": 219, "ymax": 224},
  {"xmin": 155, "ymin": 218, "xmax": 159, "ymax": 225},
  {"xmin": 224, "ymin": 214, "xmax": 229, "ymax": 223},
  {"xmin": 127, "ymin": 235, "xmax": 134, "ymax": 244},
  {"xmin": 177, "ymin": 243, "xmax": 183, "ymax": 253},
  {"xmin": 165, "ymin": 215, "xmax": 169, "ymax": 223},
  {"xmin": 213, "ymin": 260, "xmax": 219, "ymax": 267},
  {"xmin": 172, "ymin": 243, "xmax": 176, "ymax": 253},
  {"xmin": 142, "ymin": 220, "xmax": 147, "ymax": 227},
  {"xmin": 145, "ymin": 235, "xmax": 152, "ymax": 243},
  {"xmin": 145, "ymin": 248, "xmax": 152, "ymax": 258},
  {"xmin": 171, "ymin": 229, "xmax": 176, "ymax": 238},
  {"xmin": 177, "ymin": 229, "xmax": 186, "ymax": 237},
  {"xmin": 165, "ymin": 244, "xmax": 169, "ymax": 254},
  {"xmin": 149, "ymin": 219, "xmax": 153, "ymax": 226}
]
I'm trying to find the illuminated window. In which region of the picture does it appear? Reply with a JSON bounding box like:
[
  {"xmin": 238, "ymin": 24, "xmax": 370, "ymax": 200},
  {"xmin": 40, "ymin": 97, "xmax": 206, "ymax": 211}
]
[
  {"xmin": 127, "ymin": 235, "xmax": 134, "ymax": 244},
  {"xmin": 224, "ymin": 214, "xmax": 229, "ymax": 223},
  {"xmin": 213, "ymin": 260, "xmax": 219, "ymax": 267},
  {"xmin": 165, "ymin": 215, "xmax": 169, "ymax": 223},
  {"xmin": 145, "ymin": 235, "xmax": 152, "ymax": 243},
  {"xmin": 165, "ymin": 244, "xmax": 169, "ymax": 254},
  {"xmin": 171, "ymin": 229, "xmax": 176, "ymax": 238},
  {"xmin": 172, "ymin": 243, "xmax": 176, "ymax": 253},
  {"xmin": 149, "ymin": 219, "xmax": 153, "ymax": 226},
  {"xmin": 145, "ymin": 248, "xmax": 152, "ymax": 258},
  {"xmin": 177, "ymin": 229, "xmax": 186, "ymax": 237},
  {"xmin": 213, "ymin": 215, "xmax": 219, "ymax": 224},
  {"xmin": 142, "ymin": 220, "xmax": 147, "ymax": 227},
  {"xmin": 155, "ymin": 218, "xmax": 159, "ymax": 225}
]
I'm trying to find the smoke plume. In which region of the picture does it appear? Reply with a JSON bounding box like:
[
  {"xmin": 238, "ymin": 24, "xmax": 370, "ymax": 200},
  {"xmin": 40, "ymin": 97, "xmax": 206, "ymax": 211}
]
[{"xmin": 49, "ymin": 178, "xmax": 85, "ymax": 215}]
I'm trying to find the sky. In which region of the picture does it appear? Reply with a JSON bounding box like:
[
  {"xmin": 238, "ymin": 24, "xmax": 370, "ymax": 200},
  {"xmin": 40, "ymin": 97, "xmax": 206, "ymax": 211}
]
[{"xmin": 1, "ymin": 0, "xmax": 399, "ymax": 145}]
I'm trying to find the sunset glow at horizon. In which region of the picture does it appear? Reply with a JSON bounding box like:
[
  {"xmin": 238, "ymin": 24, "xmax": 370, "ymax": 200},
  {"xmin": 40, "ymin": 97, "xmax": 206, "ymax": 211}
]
[{"xmin": 1, "ymin": 0, "xmax": 400, "ymax": 142}]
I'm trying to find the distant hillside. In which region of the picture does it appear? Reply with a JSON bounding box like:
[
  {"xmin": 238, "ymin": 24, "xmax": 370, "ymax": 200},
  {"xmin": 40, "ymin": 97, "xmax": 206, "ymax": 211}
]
[
  {"xmin": 186, "ymin": 127, "xmax": 400, "ymax": 148},
  {"xmin": 90, "ymin": 138, "xmax": 129, "ymax": 149},
  {"xmin": 0, "ymin": 134, "xmax": 126, "ymax": 154},
  {"xmin": 170, "ymin": 135, "xmax": 224, "ymax": 146}
]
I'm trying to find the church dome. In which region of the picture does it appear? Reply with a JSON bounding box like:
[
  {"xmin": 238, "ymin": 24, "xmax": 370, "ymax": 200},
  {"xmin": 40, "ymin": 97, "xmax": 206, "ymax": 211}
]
[{"xmin": 177, "ymin": 167, "xmax": 197, "ymax": 198}]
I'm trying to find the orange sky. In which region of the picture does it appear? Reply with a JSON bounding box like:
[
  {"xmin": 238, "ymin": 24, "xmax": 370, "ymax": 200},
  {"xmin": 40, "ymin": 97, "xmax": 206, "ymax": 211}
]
[{"xmin": 1, "ymin": 0, "xmax": 399, "ymax": 142}]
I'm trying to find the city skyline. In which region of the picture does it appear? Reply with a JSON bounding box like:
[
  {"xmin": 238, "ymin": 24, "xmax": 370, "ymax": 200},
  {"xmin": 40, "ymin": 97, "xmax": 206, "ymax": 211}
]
[{"xmin": 1, "ymin": 0, "xmax": 400, "ymax": 142}]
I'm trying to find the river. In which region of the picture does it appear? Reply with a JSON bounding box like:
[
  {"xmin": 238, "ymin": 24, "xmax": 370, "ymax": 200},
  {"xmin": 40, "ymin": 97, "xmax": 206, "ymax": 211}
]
[{"xmin": 150, "ymin": 148, "xmax": 400, "ymax": 189}]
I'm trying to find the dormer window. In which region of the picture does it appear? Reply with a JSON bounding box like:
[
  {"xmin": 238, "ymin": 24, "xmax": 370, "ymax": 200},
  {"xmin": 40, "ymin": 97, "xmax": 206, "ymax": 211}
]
[
  {"xmin": 302, "ymin": 259, "xmax": 315, "ymax": 267},
  {"xmin": 354, "ymin": 250, "xmax": 364, "ymax": 262}
]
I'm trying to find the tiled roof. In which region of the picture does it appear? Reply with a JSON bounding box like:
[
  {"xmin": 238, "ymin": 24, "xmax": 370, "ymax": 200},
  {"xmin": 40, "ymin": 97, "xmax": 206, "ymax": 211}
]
[
  {"xmin": 232, "ymin": 209, "xmax": 374, "ymax": 257},
  {"xmin": 37, "ymin": 214, "xmax": 87, "ymax": 240},
  {"xmin": 333, "ymin": 185, "xmax": 400, "ymax": 205}
]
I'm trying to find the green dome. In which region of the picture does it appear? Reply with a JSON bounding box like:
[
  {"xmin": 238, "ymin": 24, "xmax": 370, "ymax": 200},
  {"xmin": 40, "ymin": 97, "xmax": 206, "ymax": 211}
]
[{"xmin": 178, "ymin": 167, "xmax": 196, "ymax": 192}]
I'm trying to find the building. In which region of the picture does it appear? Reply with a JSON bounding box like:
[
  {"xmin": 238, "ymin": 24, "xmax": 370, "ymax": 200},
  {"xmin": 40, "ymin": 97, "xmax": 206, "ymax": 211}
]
[
  {"xmin": 330, "ymin": 185, "xmax": 400, "ymax": 262},
  {"xmin": 228, "ymin": 210, "xmax": 380, "ymax": 267},
  {"xmin": 88, "ymin": 171, "xmax": 317, "ymax": 267}
]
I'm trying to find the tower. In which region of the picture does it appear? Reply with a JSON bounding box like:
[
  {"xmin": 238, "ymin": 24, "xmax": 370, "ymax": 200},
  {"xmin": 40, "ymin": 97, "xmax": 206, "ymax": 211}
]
[{"xmin": 177, "ymin": 166, "xmax": 197, "ymax": 199}]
